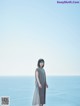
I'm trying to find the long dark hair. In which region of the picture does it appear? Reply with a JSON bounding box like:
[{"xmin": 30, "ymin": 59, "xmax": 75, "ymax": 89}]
[{"xmin": 37, "ymin": 59, "xmax": 45, "ymax": 68}]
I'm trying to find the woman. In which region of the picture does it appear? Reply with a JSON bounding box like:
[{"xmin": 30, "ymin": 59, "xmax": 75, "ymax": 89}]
[{"xmin": 32, "ymin": 59, "xmax": 48, "ymax": 106}]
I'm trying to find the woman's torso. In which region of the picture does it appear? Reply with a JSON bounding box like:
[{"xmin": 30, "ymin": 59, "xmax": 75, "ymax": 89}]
[{"xmin": 35, "ymin": 67, "xmax": 46, "ymax": 87}]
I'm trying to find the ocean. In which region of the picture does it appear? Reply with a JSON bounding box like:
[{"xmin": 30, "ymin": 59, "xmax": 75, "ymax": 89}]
[{"xmin": 0, "ymin": 76, "xmax": 80, "ymax": 106}]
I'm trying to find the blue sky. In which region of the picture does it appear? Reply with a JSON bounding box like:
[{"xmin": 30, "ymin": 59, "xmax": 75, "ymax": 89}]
[{"xmin": 0, "ymin": 0, "xmax": 80, "ymax": 76}]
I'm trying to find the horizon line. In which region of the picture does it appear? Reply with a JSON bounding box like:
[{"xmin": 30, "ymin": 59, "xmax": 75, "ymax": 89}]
[{"xmin": 0, "ymin": 75, "xmax": 80, "ymax": 77}]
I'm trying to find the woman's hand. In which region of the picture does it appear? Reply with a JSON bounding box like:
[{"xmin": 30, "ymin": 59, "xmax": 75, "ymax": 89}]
[{"xmin": 39, "ymin": 83, "xmax": 42, "ymax": 88}]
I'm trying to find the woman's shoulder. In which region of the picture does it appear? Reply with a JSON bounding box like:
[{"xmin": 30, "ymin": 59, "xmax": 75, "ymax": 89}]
[
  {"xmin": 35, "ymin": 67, "xmax": 39, "ymax": 72},
  {"xmin": 35, "ymin": 67, "xmax": 45, "ymax": 71}
]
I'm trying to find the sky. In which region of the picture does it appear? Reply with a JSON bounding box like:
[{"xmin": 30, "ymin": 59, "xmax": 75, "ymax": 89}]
[{"xmin": 0, "ymin": 0, "xmax": 80, "ymax": 76}]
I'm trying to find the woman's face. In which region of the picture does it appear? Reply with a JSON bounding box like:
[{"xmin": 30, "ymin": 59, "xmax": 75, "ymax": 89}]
[{"xmin": 40, "ymin": 62, "xmax": 44, "ymax": 68}]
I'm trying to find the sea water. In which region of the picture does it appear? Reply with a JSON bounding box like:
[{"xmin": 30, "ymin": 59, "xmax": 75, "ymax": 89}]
[{"xmin": 0, "ymin": 76, "xmax": 80, "ymax": 106}]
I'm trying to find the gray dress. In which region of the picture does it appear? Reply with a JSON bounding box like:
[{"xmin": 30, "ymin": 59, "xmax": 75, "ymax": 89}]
[{"xmin": 32, "ymin": 67, "xmax": 46, "ymax": 106}]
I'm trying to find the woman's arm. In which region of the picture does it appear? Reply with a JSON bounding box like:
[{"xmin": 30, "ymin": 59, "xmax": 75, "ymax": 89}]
[
  {"xmin": 35, "ymin": 70, "xmax": 42, "ymax": 88},
  {"xmin": 46, "ymin": 80, "xmax": 48, "ymax": 88},
  {"xmin": 45, "ymin": 73, "xmax": 48, "ymax": 88}
]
